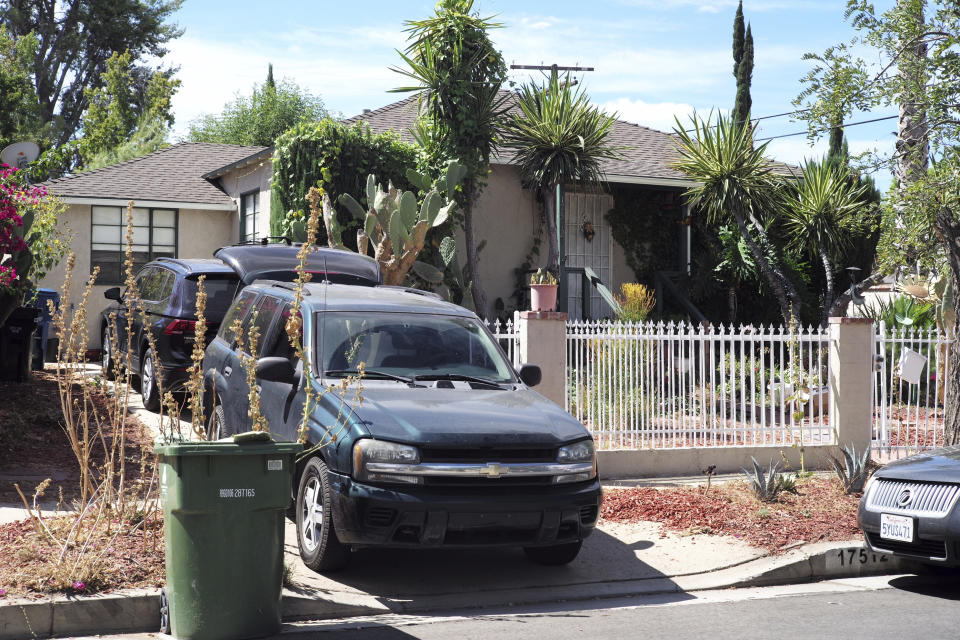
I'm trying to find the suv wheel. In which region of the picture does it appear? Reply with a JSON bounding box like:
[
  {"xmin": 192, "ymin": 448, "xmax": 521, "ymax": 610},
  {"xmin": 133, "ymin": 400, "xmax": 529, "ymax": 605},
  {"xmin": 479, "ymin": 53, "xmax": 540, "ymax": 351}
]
[
  {"xmin": 206, "ymin": 401, "xmax": 225, "ymax": 441},
  {"xmin": 523, "ymin": 540, "xmax": 583, "ymax": 566},
  {"xmin": 102, "ymin": 328, "xmax": 117, "ymax": 381},
  {"xmin": 296, "ymin": 457, "xmax": 348, "ymax": 572},
  {"xmin": 140, "ymin": 348, "xmax": 161, "ymax": 411}
]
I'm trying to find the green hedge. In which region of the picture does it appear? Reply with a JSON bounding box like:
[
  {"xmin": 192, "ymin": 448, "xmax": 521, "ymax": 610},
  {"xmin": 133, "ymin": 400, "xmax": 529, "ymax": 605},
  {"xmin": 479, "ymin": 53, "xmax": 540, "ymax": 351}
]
[{"xmin": 270, "ymin": 119, "xmax": 419, "ymax": 246}]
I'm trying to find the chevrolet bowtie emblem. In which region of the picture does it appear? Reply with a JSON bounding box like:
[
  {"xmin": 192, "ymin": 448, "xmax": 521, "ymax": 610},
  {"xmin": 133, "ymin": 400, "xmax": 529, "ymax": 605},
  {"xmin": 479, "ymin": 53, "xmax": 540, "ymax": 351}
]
[{"xmin": 481, "ymin": 463, "xmax": 507, "ymax": 478}]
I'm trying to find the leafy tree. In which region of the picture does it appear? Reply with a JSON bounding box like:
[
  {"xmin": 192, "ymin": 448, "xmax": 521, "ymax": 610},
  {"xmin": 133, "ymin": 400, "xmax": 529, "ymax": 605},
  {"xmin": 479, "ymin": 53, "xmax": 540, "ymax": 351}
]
[
  {"xmin": 0, "ymin": 26, "xmax": 41, "ymax": 151},
  {"xmin": 796, "ymin": 0, "xmax": 960, "ymax": 441},
  {"xmin": 0, "ymin": 0, "xmax": 183, "ymax": 150},
  {"xmin": 782, "ymin": 160, "xmax": 870, "ymax": 326},
  {"xmin": 392, "ymin": 0, "xmax": 509, "ymax": 316},
  {"xmin": 187, "ymin": 69, "xmax": 325, "ymax": 147},
  {"xmin": 500, "ymin": 70, "xmax": 620, "ymax": 283},
  {"xmin": 732, "ymin": 2, "xmax": 754, "ymax": 128},
  {"xmin": 672, "ymin": 113, "xmax": 801, "ymax": 324},
  {"xmin": 78, "ymin": 50, "xmax": 179, "ymax": 169}
]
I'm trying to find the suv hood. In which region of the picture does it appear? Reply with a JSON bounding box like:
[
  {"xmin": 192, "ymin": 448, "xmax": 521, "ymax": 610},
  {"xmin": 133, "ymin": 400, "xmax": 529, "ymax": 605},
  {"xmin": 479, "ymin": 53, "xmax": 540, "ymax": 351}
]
[{"xmin": 342, "ymin": 385, "xmax": 590, "ymax": 447}]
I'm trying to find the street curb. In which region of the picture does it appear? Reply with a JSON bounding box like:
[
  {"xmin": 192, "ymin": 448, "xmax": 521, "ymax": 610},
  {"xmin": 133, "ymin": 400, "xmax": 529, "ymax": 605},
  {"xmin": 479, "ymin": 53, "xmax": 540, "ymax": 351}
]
[{"xmin": 0, "ymin": 540, "xmax": 929, "ymax": 639}]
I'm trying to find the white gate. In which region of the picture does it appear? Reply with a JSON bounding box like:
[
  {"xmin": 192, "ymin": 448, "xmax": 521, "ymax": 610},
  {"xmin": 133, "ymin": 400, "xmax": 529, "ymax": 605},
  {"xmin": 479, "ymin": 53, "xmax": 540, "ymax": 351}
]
[{"xmin": 564, "ymin": 190, "xmax": 614, "ymax": 320}]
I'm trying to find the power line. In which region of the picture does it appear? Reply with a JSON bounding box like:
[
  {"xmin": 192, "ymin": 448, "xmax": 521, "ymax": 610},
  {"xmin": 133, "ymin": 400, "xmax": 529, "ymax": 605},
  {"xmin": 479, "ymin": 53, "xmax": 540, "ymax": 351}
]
[{"xmin": 755, "ymin": 114, "xmax": 898, "ymax": 142}]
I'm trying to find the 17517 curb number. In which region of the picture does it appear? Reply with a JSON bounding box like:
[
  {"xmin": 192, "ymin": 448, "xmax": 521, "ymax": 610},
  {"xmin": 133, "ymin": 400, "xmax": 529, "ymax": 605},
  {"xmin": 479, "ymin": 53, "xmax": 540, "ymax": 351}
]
[{"xmin": 830, "ymin": 547, "xmax": 889, "ymax": 569}]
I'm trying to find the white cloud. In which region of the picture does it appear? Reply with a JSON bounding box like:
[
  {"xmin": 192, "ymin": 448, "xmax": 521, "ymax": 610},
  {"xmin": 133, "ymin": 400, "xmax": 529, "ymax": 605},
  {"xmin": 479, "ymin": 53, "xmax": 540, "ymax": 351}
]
[{"xmin": 601, "ymin": 97, "xmax": 721, "ymax": 132}]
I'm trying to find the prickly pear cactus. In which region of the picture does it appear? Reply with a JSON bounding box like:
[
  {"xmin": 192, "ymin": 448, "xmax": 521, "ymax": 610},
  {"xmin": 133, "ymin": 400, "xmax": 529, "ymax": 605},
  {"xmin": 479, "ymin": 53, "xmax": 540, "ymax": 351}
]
[{"xmin": 331, "ymin": 160, "xmax": 464, "ymax": 286}]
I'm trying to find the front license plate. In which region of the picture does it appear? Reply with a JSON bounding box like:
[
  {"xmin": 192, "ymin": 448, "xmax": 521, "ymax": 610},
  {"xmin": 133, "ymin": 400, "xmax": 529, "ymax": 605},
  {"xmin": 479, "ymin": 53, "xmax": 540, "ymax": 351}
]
[{"xmin": 880, "ymin": 513, "xmax": 914, "ymax": 542}]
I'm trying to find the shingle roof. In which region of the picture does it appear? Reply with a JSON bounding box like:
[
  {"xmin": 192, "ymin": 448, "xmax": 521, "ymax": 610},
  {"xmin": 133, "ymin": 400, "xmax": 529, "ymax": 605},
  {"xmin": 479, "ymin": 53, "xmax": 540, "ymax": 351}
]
[
  {"xmin": 44, "ymin": 142, "xmax": 269, "ymax": 205},
  {"xmin": 345, "ymin": 93, "xmax": 795, "ymax": 184}
]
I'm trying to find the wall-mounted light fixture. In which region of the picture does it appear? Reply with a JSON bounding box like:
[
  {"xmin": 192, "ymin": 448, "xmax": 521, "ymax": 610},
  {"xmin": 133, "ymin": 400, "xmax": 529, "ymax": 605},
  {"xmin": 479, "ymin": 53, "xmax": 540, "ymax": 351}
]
[{"xmin": 582, "ymin": 221, "xmax": 595, "ymax": 242}]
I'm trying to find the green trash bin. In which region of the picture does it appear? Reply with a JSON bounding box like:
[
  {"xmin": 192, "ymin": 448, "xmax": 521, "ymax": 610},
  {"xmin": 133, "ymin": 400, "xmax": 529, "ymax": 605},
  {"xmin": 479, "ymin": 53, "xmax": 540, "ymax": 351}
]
[{"xmin": 155, "ymin": 432, "xmax": 302, "ymax": 640}]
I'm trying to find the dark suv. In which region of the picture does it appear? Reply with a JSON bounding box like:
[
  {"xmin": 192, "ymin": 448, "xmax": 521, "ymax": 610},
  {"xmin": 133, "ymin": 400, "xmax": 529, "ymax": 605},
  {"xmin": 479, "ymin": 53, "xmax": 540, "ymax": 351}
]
[
  {"xmin": 101, "ymin": 243, "xmax": 382, "ymax": 411},
  {"xmin": 101, "ymin": 258, "xmax": 241, "ymax": 410},
  {"xmin": 203, "ymin": 281, "xmax": 602, "ymax": 571}
]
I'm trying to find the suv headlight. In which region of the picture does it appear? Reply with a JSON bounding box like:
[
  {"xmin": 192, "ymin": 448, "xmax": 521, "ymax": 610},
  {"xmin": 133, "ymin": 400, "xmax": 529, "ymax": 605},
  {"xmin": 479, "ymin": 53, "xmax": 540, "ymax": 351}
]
[
  {"xmin": 555, "ymin": 439, "xmax": 597, "ymax": 484},
  {"xmin": 353, "ymin": 439, "xmax": 422, "ymax": 485}
]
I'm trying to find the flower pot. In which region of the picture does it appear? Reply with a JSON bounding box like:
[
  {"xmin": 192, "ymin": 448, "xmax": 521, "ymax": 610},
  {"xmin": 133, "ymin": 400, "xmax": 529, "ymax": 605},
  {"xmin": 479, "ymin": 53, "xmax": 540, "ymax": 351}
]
[{"xmin": 529, "ymin": 284, "xmax": 558, "ymax": 312}]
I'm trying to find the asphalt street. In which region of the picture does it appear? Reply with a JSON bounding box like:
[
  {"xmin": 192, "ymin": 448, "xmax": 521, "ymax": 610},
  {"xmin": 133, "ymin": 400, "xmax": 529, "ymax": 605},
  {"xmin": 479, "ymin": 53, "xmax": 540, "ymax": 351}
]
[{"xmin": 76, "ymin": 573, "xmax": 960, "ymax": 640}]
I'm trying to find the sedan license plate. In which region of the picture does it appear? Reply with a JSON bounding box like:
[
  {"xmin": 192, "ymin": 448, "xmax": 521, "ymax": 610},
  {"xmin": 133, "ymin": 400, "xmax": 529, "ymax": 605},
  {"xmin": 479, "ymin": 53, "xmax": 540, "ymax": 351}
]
[{"xmin": 880, "ymin": 513, "xmax": 914, "ymax": 542}]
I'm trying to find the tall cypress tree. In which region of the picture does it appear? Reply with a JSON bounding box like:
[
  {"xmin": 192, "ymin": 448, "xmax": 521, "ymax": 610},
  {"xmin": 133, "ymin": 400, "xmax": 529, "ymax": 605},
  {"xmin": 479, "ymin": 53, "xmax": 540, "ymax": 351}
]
[
  {"xmin": 733, "ymin": 24, "xmax": 754, "ymax": 127},
  {"xmin": 733, "ymin": 1, "xmax": 745, "ymax": 76}
]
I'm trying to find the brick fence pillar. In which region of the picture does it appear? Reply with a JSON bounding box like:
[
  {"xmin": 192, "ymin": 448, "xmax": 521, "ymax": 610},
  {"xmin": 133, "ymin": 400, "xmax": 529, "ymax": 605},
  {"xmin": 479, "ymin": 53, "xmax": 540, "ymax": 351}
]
[
  {"xmin": 518, "ymin": 311, "xmax": 568, "ymax": 407},
  {"xmin": 828, "ymin": 317, "xmax": 875, "ymax": 454}
]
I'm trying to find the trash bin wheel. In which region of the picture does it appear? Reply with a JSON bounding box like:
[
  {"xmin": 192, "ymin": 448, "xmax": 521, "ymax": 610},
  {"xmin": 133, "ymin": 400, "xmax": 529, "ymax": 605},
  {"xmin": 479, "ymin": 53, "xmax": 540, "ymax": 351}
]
[
  {"xmin": 159, "ymin": 587, "xmax": 171, "ymax": 634},
  {"xmin": 296, "ymin": 457, "xmax": 349, "ymax": 572}
]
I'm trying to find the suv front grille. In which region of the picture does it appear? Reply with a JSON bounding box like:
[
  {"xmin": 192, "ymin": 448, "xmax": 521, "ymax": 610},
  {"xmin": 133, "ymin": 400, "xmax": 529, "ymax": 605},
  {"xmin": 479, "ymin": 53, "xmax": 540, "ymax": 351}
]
[
  {"xmin": 866, "ymin": 480, "xmax": 960, "ymax": 517},
  {"xmin": 420, "ymin": 447, "xmax": 556, "ymax": 463}
]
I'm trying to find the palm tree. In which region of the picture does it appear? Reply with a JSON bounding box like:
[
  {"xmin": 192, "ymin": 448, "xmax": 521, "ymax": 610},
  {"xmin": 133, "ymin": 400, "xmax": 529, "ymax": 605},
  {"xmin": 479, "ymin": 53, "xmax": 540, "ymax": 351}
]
[
  {"xmin": 672, "ymin": 112, "xmax": 801, "ymax": 325},
  {"xmin": 782, "ymin": 159, "xmax": 869, "ymax": 326},
  {"xmin": 499, "ymin": 70, "xmax": 621, "ymax": 279}
]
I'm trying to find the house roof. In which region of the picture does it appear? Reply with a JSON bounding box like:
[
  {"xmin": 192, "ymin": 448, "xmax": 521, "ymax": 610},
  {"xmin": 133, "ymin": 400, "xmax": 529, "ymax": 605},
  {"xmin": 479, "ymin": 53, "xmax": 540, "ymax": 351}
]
[
  {"xmin": 345, "ymin": 93, "xmax": 795, "ymax": 187},
  {"xmin": 44, "ymin": 142, "xmax": 269, "ymax": 208}
]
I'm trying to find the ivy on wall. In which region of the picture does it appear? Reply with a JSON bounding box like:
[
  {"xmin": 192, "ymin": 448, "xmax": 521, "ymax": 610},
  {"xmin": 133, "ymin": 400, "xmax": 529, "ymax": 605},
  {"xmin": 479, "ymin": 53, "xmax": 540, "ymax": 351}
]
[
  {"xmin": 604, "ymin": 185, "xmax": 683, "ymax": 285},
  {"xmin": 269, "ymin": 119, "xmax": 419, "ymax": 246}
]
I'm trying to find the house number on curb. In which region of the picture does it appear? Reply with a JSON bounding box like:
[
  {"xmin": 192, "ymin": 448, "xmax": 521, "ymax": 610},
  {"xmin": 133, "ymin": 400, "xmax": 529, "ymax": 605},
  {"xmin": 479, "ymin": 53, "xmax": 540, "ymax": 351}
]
[{"xmin": 829, "ymin": 547, "xmax": 889, "ymax": 569}]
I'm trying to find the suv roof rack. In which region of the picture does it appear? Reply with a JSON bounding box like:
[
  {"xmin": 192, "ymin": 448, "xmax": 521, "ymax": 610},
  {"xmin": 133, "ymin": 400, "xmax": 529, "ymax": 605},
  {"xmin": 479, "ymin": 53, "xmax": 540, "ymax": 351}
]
[
  {"xmin": 231, "ymin": 236, "xmax": 293, "ymax": 247},
  {"xmin": 250, "ymin": 279, "xmax": 313, "ymax": 295},
  {"xmin": 377, "ymin": 285, "xmax": 443, "ymax": 301}
]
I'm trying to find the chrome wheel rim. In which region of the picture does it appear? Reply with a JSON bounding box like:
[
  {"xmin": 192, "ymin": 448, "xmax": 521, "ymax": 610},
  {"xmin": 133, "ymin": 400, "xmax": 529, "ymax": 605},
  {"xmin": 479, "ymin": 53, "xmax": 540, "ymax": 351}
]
[
  {"xmin": 300, "ymin": 476, "xmax": 323, "ymax": 553},
  {"xmin": 142, "ymin": 354, "xmax": 154, "ymax": 398},
  {"xmin": 102, "ymin": 331, "xmax": 111, "ymax": 371}
]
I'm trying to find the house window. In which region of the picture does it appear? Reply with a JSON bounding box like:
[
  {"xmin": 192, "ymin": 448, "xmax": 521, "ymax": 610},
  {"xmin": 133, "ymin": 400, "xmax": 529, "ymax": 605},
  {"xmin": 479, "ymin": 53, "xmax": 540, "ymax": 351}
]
[
  {"xmin": 240, "ymin": 191, "xmax": 260, "ymax": 242},
  {"xmin": 91, "ymin": 206, "xmax": 178, "ymax": 285}
]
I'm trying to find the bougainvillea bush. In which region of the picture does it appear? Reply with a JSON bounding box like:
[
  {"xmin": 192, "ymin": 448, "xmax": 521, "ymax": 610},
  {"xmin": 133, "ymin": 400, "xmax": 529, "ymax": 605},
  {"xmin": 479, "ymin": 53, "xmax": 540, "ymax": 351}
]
[{"xmin": 0, "ymin": 163, "xmax": 68, "ymax": 328}]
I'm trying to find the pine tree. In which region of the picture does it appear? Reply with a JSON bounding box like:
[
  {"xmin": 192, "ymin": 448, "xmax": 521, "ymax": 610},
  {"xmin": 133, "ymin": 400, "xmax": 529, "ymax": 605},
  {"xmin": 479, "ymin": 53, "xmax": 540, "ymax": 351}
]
[
  {"xmin": 733, "ymin": 24, "xmax": 754, "ymax": 127},
  {"xmin": 266, "ymin": 63, "xmax": 275, "ymax": 90}
]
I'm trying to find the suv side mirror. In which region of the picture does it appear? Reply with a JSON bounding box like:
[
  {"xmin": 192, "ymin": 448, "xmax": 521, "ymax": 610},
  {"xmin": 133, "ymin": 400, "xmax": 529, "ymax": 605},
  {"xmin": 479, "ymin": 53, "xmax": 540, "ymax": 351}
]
[
  {"xmin": 104, "ymin": 286, "xmax": 122, "ymax": 301},
  {"xmin": 517, "ymin": 363, "xmax": 542, "ymax": 387},
  {"xmin": 256, "ymin": 357, "xmax": 297, "ymax": 384}
]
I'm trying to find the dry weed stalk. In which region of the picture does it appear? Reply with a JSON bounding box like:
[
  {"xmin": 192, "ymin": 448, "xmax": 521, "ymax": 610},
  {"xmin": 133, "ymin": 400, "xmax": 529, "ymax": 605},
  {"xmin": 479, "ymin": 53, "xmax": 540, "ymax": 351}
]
[{"xmin": 186, "ymin": 275, "xmax": 208, "ymax": 438}]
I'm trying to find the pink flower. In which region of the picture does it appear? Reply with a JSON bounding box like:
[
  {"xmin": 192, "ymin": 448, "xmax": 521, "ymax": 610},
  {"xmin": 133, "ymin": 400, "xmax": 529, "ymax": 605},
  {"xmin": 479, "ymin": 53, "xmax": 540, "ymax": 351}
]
[
  {"xmin": 0, "ymin": 588, "xmax": 6, "ymax": 597},
  {"xmin": 72, "ymin": 581, "xmax": 85, "ymax": 592}
]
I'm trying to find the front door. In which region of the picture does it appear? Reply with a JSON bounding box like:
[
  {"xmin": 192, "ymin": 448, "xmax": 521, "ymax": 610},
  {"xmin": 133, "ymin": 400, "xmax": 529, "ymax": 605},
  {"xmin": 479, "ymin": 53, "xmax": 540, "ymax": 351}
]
[{"xmin": 564, "ymin": 189, "xmax": 614, "ymax": 320}]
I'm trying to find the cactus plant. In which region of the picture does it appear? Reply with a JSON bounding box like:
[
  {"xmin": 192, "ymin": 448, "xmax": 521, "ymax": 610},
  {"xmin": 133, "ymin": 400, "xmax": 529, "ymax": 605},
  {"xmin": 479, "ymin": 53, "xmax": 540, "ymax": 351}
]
[
  {"xmin": 326, "ymin": 160, "xmax": 464, "ymax": 286},
  {"xmin": 530, "ymin": 268, "xmax": 558, "ymax": 286},
  {"xmin": 742, "ymin": 457, "xmax": 795, "ymax": 502},
  {"xmin": 411, "ymin": 236, "xmax": 474, "ymax": 311}
]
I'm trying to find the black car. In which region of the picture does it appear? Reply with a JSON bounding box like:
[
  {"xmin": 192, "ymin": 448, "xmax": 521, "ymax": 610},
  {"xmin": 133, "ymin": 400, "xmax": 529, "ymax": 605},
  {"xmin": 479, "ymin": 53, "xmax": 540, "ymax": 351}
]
[
  {"xmin": 203, "ymin": 281, "xmax": 602, "ymax": 571},
  {"xmin": 101, "ymin": 258, "xmax": 241, "ymax": 410},
  {"xmin": 858, "ymin": 445, "xmax": 960, "ymax": 567},
  {"xmin": 101, "ymin": 243, "xmax": 382, "ymax": 411}
]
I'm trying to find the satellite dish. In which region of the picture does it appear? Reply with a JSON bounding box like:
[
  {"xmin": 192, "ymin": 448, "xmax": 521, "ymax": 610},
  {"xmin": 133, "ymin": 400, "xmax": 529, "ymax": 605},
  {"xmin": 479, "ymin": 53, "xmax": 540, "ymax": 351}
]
[{"xmin": 1, "ymin": 141, "xmax": 40, "ymax": 170}]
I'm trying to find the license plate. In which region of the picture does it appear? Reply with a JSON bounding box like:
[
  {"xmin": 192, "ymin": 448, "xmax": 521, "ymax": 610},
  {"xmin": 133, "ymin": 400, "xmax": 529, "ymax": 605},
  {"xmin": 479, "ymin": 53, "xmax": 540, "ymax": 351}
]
[{"xmin": 880, "ymin": 513, "xmax": 914, "ymax": 542}]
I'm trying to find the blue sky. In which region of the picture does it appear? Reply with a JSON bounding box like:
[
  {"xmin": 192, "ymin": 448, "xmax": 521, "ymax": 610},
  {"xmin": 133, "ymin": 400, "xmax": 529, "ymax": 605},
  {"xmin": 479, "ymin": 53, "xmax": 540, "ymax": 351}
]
[{"xmin": 165, "ymin": 0, "xmax": 896, "ymax": 187}]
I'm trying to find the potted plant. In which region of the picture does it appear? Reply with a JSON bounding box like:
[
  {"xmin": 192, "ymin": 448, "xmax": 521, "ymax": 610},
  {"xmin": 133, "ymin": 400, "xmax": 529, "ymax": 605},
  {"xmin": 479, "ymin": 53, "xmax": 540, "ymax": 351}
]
[{"xmin": 529, "ymin": 268, "xmax": 559, "ymax": 312}]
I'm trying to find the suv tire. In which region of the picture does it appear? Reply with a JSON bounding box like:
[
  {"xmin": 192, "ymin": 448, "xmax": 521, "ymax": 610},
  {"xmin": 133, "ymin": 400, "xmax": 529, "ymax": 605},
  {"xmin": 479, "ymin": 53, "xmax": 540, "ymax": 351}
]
[
  {"xmin": 206, "ymin": 401, "xmax": 226, "ymax": 441},
  {"xmin": 140, "ymin": 347, "xmax": 161, "ymax": 411},
  {"xmin": 523, "ymin": 540, "xmax": 583, "ymax": 565},
  {"xmin": 296, "ymin": 457, "xmax": 348, "ymax": 572},
  {"xmin": 102, "ymin": 328, "xmax": 117, "ymax": 381}
]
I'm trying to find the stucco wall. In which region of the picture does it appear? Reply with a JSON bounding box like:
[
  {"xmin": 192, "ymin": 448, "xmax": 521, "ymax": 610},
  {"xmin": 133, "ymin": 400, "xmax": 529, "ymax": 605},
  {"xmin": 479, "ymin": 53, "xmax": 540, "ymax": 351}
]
[
  {"xmin": 39, "ymin": 204, "xmax": 233, "ymax": 349},
  {"xmin": 215, "ymin": 158, "xmax": 273, "ymax": 243}
]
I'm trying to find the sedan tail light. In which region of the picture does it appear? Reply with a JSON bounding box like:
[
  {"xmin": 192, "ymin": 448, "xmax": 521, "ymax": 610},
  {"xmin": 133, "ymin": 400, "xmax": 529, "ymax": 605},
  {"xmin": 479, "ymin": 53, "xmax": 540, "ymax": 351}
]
[{"xmin": 164, "ymin": 319, "xmax": 196, "ymax": 335}]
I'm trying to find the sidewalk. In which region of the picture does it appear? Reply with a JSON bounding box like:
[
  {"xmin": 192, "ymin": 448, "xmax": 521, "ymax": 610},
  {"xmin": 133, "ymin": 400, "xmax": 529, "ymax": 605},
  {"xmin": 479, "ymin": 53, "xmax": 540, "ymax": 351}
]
[{"xmin": 0, "ymin": 505, "xmax": 922, "ymax": 640}]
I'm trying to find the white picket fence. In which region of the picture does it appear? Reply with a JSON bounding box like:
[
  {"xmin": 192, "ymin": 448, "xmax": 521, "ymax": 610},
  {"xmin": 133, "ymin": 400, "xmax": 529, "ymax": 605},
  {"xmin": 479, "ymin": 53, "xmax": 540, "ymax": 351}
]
[
  {"xmin": 564, "ymin": 321, "xmax": 832, "ymax": 449},
  {"xmin": 873, "ymin": 321, "xmax": 955, "ymax": 459},
  {"xmin": 485, "ymin": 317, "xmax": 955, "ymax": 455}
]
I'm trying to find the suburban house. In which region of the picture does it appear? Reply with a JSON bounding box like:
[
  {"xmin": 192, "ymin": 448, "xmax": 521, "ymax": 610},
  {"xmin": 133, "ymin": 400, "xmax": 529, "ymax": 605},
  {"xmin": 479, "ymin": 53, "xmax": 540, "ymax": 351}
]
[
  {"xmin": 42, "ymin": 96, "xmax": 776, "ymax": 346},
  {"xmin": 40, "ymin": 143, "xmax": 273, "ymax": 346}
]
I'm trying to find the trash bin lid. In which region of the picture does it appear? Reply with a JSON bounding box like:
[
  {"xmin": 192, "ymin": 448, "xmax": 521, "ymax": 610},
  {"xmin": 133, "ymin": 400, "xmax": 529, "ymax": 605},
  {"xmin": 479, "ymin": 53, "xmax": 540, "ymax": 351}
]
[{"xmin": 154, "ymin": 433, "xmax": 302, "ymax": 456}]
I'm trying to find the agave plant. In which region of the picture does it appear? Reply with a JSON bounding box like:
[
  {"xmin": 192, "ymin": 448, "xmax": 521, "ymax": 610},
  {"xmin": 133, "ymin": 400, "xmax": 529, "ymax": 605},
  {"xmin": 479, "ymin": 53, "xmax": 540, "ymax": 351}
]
[
  {"xmin": 742, "ymin": 457, "xmax": 794, "ymax": 502},
  {"xmin": 829, "ymin": 443, "xmax": 873, "ymax": 494}
]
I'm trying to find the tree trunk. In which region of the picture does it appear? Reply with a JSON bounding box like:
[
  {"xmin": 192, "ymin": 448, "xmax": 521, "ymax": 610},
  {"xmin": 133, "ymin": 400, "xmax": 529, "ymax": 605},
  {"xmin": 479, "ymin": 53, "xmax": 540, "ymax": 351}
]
[
  {"xmin": 934, "ymin": 207, "xmax": 960, "ymax": 445},
  {"xmin": 544, "ymin": 183, "xmax": 561, "ymax": 278},
  {"xmin": 463, "ymin": 182, "xmax": 489, "ymax": 318},
  {"xmin": 728, "ymin": 286, "xmax": 737, "ymax": 324},
  {"xmin": 731, "ymin": 206, "xmax": 800, "ymax": 324},
  {"xmin": 820, "ymin": 249, "xmax": 835, "ymax": 328},
  {"xmin": 894, "ymin": 2, "xmax": 929, "ymax": 188}
]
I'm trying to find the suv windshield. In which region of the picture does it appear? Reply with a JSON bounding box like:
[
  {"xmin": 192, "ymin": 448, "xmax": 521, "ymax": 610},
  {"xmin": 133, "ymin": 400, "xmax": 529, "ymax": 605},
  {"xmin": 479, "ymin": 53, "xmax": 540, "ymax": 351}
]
[{"xmin": 319, "ymin": 312, "xmax": 514, "ymax": 383}]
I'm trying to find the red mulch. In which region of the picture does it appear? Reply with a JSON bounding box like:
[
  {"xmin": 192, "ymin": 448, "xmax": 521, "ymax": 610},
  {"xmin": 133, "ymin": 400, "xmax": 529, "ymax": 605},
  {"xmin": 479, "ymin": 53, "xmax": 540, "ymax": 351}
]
[{"xmin": 601, "ymin": 476, "xmax": 863, "ymax": 552}]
